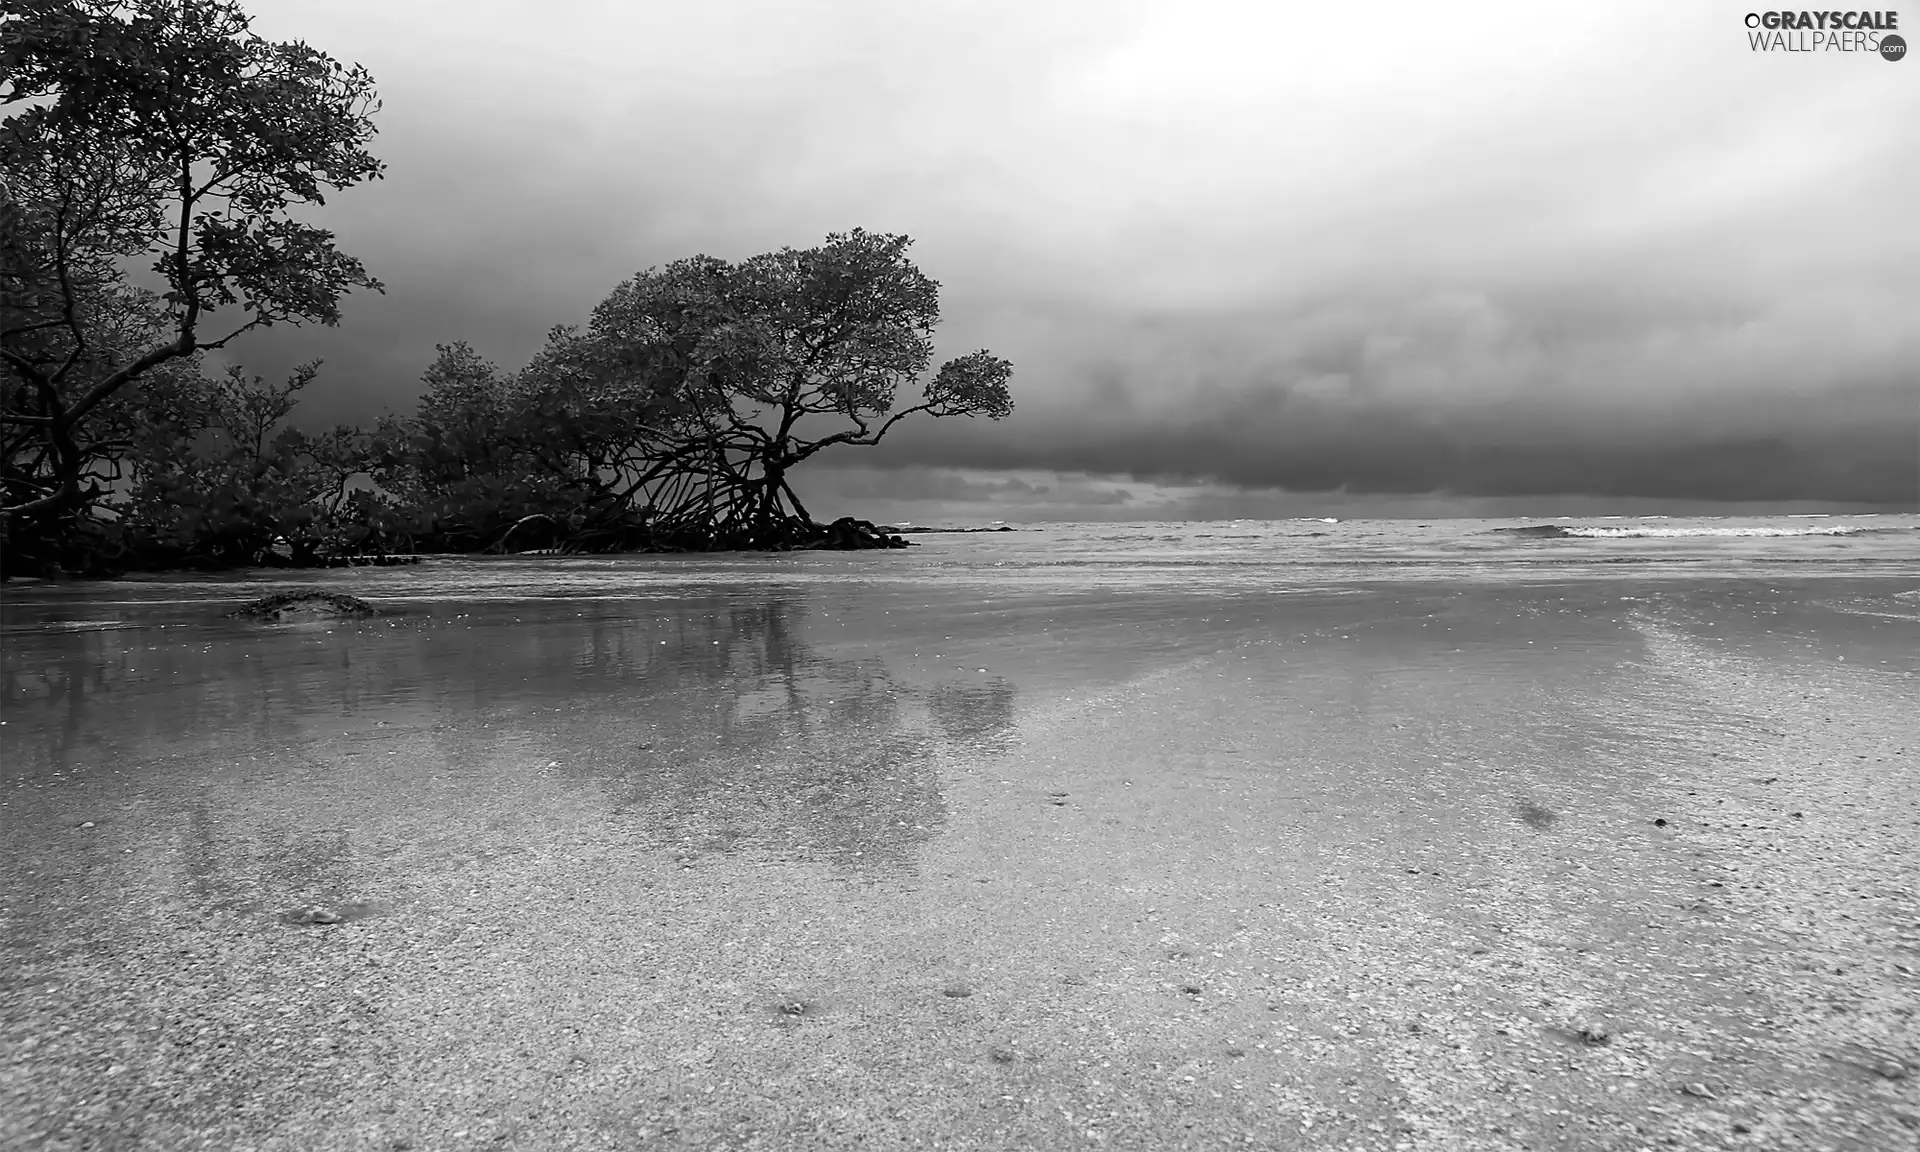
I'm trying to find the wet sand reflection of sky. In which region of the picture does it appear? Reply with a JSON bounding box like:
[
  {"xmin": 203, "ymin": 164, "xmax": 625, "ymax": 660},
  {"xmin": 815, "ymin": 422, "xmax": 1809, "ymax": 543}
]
[{"xmin": 1, "ymin": 593, "xmax": 1031, "ymax": 885}]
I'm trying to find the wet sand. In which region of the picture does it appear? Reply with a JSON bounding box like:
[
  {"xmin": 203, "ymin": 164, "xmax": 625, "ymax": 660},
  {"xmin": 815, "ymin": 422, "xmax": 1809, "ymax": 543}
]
[{"xmin": 2, "ymin": 577, "xmax": 1916, "ymax": 1150}]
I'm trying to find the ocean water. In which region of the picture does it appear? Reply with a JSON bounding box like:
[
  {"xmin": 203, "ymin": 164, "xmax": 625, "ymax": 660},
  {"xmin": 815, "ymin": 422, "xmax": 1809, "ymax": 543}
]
[
  {"xmin": 2, "ymin": 514, "xmax": 1916, "ymax": 625},
  {"xmin": 4, "ymin": 513, "xmax": 1915, "ymax": 730}
]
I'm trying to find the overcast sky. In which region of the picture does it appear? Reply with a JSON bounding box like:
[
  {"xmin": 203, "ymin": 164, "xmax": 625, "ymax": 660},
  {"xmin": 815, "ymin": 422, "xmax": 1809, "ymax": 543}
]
[{"xmin": 235, "ymin": 0, "xmax": 1919, "ymax": 520}]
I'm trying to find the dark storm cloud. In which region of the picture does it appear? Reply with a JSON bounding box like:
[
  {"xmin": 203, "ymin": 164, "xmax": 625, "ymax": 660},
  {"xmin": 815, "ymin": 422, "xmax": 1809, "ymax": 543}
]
[
  {"xmin": 823, "ymin": 467, "xmax": 1133, "ymax": 507},
  {"xmin": 236, "ymin": 0, "xmax": 1919, "ymax": 507},
  {"xmin": 875, "ymin": 402, "xmax": 1917, "ymax": 506},
  {"xmin": 859, "ymin": 276, "xmax": 1917, "ymax": 504}
]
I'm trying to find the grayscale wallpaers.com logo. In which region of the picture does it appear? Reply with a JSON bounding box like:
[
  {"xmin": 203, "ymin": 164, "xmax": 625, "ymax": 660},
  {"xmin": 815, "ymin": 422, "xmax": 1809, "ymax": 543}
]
[{"xmin": 1745, "ymin": 10, "xmax": 1906, "ymax": 57}]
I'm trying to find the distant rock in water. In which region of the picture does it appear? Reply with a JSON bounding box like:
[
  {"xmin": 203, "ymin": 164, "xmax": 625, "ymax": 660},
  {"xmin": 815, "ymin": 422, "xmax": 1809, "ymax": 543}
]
[
  {"xmin": 229, "ymin": 591, "xmax": 381, "ymax": 622},
  {"xmin": 1492, "ymin": 524, "xmax": 1574, "ymax": 538}
]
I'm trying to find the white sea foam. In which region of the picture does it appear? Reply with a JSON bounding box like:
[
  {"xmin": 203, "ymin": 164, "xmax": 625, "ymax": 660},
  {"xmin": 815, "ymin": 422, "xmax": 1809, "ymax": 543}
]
[{"xmin": 1557, "ymin": 524, "xmax": 1892, "ymax": 539}]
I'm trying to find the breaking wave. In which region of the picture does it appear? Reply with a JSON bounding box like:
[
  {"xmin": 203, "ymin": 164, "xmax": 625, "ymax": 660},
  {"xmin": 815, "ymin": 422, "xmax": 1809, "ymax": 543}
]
[{"xmin": 1491, "ymin": 523, "xmax": 1908, "ymax": 540}]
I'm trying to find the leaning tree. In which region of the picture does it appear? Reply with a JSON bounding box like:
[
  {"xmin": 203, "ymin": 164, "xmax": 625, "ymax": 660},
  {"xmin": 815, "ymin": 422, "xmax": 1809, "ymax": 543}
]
[
  {"xmin": 0, "ymin": 0, "xmax": 383, "ymax": 576},
  {"xmin": 537, "ymin": 229, "xmax": 1015, "ymax": 550},
  {"xmin": 379, "ymin": 230, "xmax": 1015, "ymax": 555}
]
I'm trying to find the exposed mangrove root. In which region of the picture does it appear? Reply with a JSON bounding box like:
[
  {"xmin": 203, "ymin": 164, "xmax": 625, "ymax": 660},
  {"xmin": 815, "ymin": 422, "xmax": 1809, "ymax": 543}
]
[
  {"xmin": 490, "ymin": 514, "xmax": 565, "ymax": 554},
  {"xmin": 799, "ymin": 517, "xmax": 909, "ymax": 550}
]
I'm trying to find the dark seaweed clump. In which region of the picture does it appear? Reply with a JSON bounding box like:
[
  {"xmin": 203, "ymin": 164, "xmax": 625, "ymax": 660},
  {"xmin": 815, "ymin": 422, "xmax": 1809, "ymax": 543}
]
[
  {"xmin": 1515, "ymin": 800, "xmax": 1560, "ymax": 830},
  {"xmin": 228, "ymin": 591, "xmax": 380, "ymax": 620}
]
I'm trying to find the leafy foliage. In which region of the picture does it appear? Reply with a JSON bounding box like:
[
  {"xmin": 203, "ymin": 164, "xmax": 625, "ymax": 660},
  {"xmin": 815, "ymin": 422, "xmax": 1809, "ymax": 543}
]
[
  {"xmin": 544, "ymin": 229, "xmax": 1015, "ymax": 547},
  {"xmin": 1, "ymin": 0, "xmax": 383, "ymax": 574},
  {"xmin": 112, "ymin": 362, "xmax": 381, "ymax": 568}
]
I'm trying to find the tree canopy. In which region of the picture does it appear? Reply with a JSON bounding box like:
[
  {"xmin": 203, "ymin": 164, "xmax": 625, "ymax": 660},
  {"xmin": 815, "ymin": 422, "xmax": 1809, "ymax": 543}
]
[{"xmin": 1, "ymin": 0, "xmax": 383, "ymax": 572}]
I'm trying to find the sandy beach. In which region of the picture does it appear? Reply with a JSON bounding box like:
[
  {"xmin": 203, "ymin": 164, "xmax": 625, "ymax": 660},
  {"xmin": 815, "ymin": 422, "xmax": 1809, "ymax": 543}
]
[{"xmin": 2, "ymin": 528, "xmax": 1917, "ymax": 1151}]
